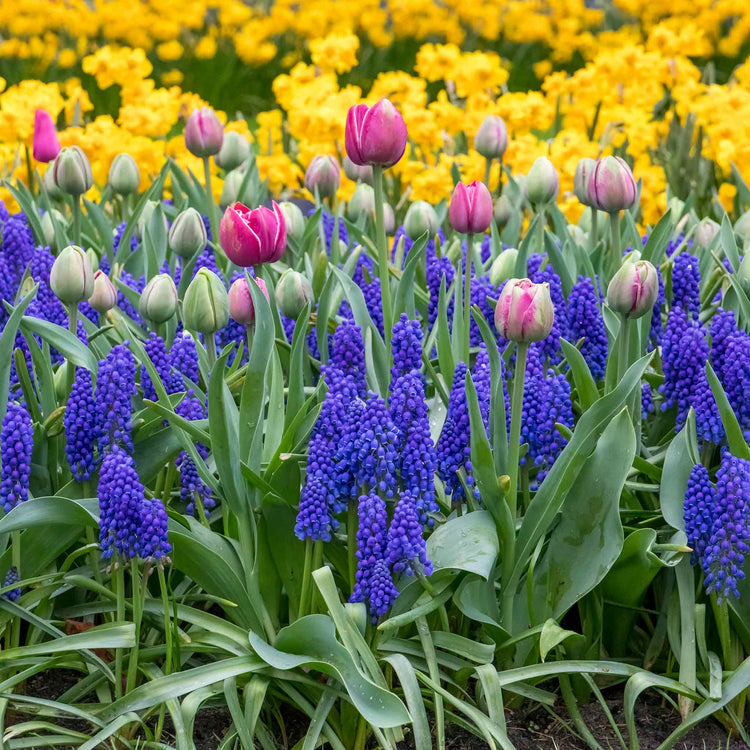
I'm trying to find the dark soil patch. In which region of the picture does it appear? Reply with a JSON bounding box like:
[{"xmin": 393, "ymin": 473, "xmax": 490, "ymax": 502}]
[{"xmin": 6, "ymin": 670, "xmax": 749, "ymax": 749}]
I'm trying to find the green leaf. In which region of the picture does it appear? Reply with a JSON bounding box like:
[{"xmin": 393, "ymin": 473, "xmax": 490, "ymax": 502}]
[
  {"xmin": 660, "ymin": 409, "xmax": 699, "ymax": 532},
  {"xmin": 561, "ymin": 338, "xmax": 600, "ymax": 409},
  {"xmin": 393, "ymin": 233, "xmax": 427, "ymax": 320},
  {"xmin": 249, "ymin": 615, "xmax": 410, "ymax": 728},
  {"xmin": 706, "ymin": 362, "xmax": 750, "ymax": 459},
  {"xmin": 20, "ymin": 315, "xmax": 98, "ymax": 371},
  {"xmin": 0, "ymin": 496, "xmax": 98, "ymax": 533},
  {"xmin": 427, "ymin": 511, "xmax": 499, "ymax": 579},
  {"xmin": 539, "ymin": 619, "xmax": 581, "ymax": 662},
  {"xmin": 0, "ymin": 288, "xmax": 38, "ymax": 422},
  {"xmin": 381, "ymin": 655, "xmax": 431, "ymax": 750},
  {"xmin": 719, "ymin": 213, "xmax": 740, "ymax": 273}
]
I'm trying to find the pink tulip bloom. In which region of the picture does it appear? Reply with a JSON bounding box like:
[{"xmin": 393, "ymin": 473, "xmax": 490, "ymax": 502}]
[
  {"xmin": 345, "ymin": 99, "xmax": 407, "ymax": 168},
  {"xmin": 588, "ymin": 156, "xmax": 637, "ymax": 214},
  {"xmin": 219, "ymin": 201, "xmax": 287, "ymax": 267},
  {"xmin": 449, "ymin": 181, "xmax": 493, "ymax": 234},
  {"xmin": 495, "ymin": 278, "xmax": 554, "ymax": 343},
  {"xmin": 228, "ymin": 276, "xmax": 269, "ymax": 325},
  {"xmin": 32, "ymin": 109, "xmax": 61, "ymax": 163},
  {"xmin": 184, "ymin": 107, "xmax": 224, "ymax": 158}
]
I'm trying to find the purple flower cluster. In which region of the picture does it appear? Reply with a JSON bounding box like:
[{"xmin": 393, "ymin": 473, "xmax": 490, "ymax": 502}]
[
  {"xmin": 98, "ymin": 446, "xmax": 170, "ymax": 561},
  {"xmin": 566, "ymin": 276, "xmax": 607, "ymax": 380},
  {"xmin": 3, "ymin": 566, "xmax": 21, "ymax": 601},
  {"xmin": 175, "ymin": 393, "xmax": 214, "ymax": 518},
  {"xmin": 671, "ymin": 253, "xmax": 700, "ymax": 319},
  {"xmin": 386, "ymin": 491, "xmax": 432, "ymax": 575},
  {"xmin": 142, "ymin": 333, "xmax": 173, "ymax": 401},
  {"xmin": 390, "ymin": 314, "xmax": 422, "ymax": 381},
  {"xmin": 171, "ymin": 331, "xmax": 200, "ymax": 388},
  {"xmin": 96, "ymin": 344, "xmax": 137, "ymax": 455},
  {"xmin": 65, "ymin": 368, "xmax": 98, "ymax": 481},
  {"xmin": 1, "ymin": 403, "xmax": 33, "ymax": 513},
  {"xmin": 1, "ymin": 213, "xmax": 35, "ymax": 281},
  {"xmin": 684, "ymin": 464, "xmax": 716, "ymax": 566}
]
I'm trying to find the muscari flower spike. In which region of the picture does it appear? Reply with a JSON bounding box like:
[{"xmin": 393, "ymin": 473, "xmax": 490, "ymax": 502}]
[
  {"xmin": 703, "ymin": 452, "xmax": 750, "ymax": 601},
  {"xmin": 1, "ymin": 213, "xmax": 35, "ymax": 281},
  {"xmin": 684, "ymin": 464, "xmax": 716, "ymax": 567},
  {"xmin": 671, "ymin": 252, "xmax": 700, "ymax": 320},
  {"xmin": 142, "ymin": 332, "xmax": 173, "ymax": 401},
  {"xmin": 720, "ymin": 331, "xmax": 750, "ymax": 438},
  {"xmin": 1, "ymin": 402, "xmax": 33, "ymax": 514},
  {"xmin": 325, "ymin": 318, "xmax": 367, "ymax": 399},
  {"xmin": 3, "ymin": 566, "xmax": 21, "ymax": 601},
  {"xmin": 64, "ymin": 367, "xmax": 98, "ymax": 481},
  {"xmin": 175, "ymin": 394, "xmax": 214, "ymax": 518},
  {"xmin": 171, "ymin": 330, "xmax": 200, "ymax": 388},
  {"xmin": 386, "ymin": 491, "xmax": 432, "ymax": 576},
  {"xmin": 390, "ymin": 314, "xmax": 423, "ymax": 382},
  {"xmin": 710, "ymin": 309, "xmax": 738, "ymax": 376},
  {"xmin": 96, "ymin": 343, "xmax": 137, "ymax": 455},
  {"xmin": 567, "ymin": 275, "xmax": 608, "ymax": 381}
]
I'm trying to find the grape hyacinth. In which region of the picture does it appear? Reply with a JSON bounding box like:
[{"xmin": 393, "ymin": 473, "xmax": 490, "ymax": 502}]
[
  {"xmin": 683, "ymin": 464, "xmax": 716, "ymax": 567},
  {"xmin": 2, "ymin": 566, "xmax": 21, "ymax": 601},
  {"xmin": 141, "ymin": 333, "xmax": 173, "ymax": 401},
  {"xmin": 64, "ymin": 368, "xmax": 98, "ymax": 481},
  {"xmin": 648, "ymin": 264, "xmax": 665, "ymax": 349},
  {"xmin": 703, "ymin": 452, "xmax": 750, "ymax": 601},
  {"xmin": 1, "ymin": 213, "xmax": 35, "ymax": 281},
  {"xmin": 96, "ymin": 344, "xmax": 137, "ymax": 455},
  {"xmin": 528, "ymin": 254, "xmax": 566, "ymax": 364},
  {"xmin": 671, "ymin": 253, "xmax": 700, "ymax": 319},
  {"xmin": 642, "ymin": 382, "xmax": 654, "ymax": 419},
  {"xmin": 351, "ymin": 491, "xmax": 398, "ymax": 620},
  {"xmin": 114, "ymin": 220, "xmax": 138, "ymax": 254},
  {"xmin": 175, "ymin": 394, "xmax": 214, "ymax": 517},
  {"xmin": 710, "ymin": 309, "xmax": 738, "ymax": 376},
  {"xmin": 1, "ymin": 403, "xmax": 33, "ymax": 513},
  {"xmin": 386, "ymin": 491, "xmax": 432, "ymax": 575},
  {"xmin": 390, "ymin": 314, "xmax": 422, "ymax": 381},
  {"xmin": 567, "ymin": 276, "xmax": 608, "ymax": 380},
  {"xmin": 326, "ymin": 319, "xmax": 367, "ymax": 399},
  {"xmin": 171, "ymin": 331, "xmax": 200, "ymax": 388},
  {"xmin": 720, "ymin": 331, "xmax": 750, "ymax": 438}
]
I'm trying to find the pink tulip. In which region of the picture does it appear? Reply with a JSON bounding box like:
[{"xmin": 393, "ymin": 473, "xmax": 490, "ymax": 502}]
[
  {"xmin": 184, "ymin": 107, "xmax": 224, "ymax": 158},
  {"xmin": 345, "ymin": 99, "xmax": 407, "ymax": 168},
  {"xmin": 494, "ymin": 278, "xmax": 554, "ymax": 343},
  {"xmin": 588, "ymin": 156, "xmax": 637, "ymax": 214},
  {"xmin": 219, "ymin": 201, "xmax": 287, "ymax": 267},
  {"xmin": 606, "ymin": 259, "xmax": 659, "ymax": 319},
  {"xmin": 474, "ymin": 115, "xmax": 508, "ymax": 160},
  {"xmin": 32, "ymin": 109, "xmax": 61, "ymax": 163},
  {"xmin": 305, "ymin": 155, "xmax": 340, "ymax": 199},
  {"xmin": 449, "ymin": 181, "xmax": 493, "ymax": 234},
  {"xmin": 228, "ymin": 275, "xmax": 269, "ymax": 325}
]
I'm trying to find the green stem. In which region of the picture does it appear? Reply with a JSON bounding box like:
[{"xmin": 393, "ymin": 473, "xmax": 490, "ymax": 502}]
[
  {"xmin": 66, "ymin": 304, "xmax": 78, "ymax": 394},
  {"xmin": 711, "ymin": 597, "xmax": 733, "ymax": 669},
  {"xmin": 10, "ymin": 530, "xmax": 21, "ymax": 648},
  {"xmin": 25, "ymin": 146, "xmax": 36, "ymax": 195},
  {"xmin": 372, "ymin": 166, "xmax": 393, "ymax": 356},
  {"xmin": 126, "ymin": 561, "xmax": 142, "ymax": 693},
  {"xmin": 72, "ymin": 195, "xmax": 82, "ymax": 247},
  {"xmin": 298, "ymin": 537, "xmax": 313, "ymax": 620},
  {"xmin": 617, "ymin": 314, "xmax": 630, "ymax": 385},
  {"xmin": 483, "ymin": 157, "xmax": 492, "ymax": 191},
  {"xmin": 331, "ymin": 196, "xmax": 341, "ymax": 267},
  {"xmin": 536, "ymin": 208, "xmax": 545, "ymax": 255},
  {"xmin": 589, "ymin": 208, "xmax": 598, "ymax": 255},
  {"xmin": 204, "ymin": 333, "xmax": 217, "ymax": 369},
  {"xmin": 463, "ymin": 232, "xmax": 473, "ymax": 364},
  {"xmin": 609, "ymin": 211, "xmax": 621, "ymax": 281},
  {"xmin": 157, "ymin": 567, "xmax": 173, "ymax": 676},
  {"xmin": 114, "ymin": 561, "xmax": 126, "ymax": 698},
  {"xmin": 310, "ymin": 541, "xmax": 323, "ymax": 614},
  {"xmin": 202, "ymin": 156, "xmax": 218, "ymax": 247},
  {"xmin": 416, "ymin": 616, "xmax": 445, "ymax": 750}
]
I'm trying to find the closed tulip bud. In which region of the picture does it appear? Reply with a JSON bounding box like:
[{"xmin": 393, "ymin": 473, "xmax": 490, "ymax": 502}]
[
  {"xmin": 50, "ymin": 245, "xmax": 94, "ymax": 304},
  {"xmin": 108, "ymin": 153, "xmax": 140, "ymax": 196},
  {"xmin": 52, "ymin": 146, "xmax": 93, "ymax": 197},
  {"xmin": 32, "ymin": 109, "xmax": 60, "ymax": 163},
  {"xmin": 694, "ymin": 218, "xmax": 720, "ymax": 249},
  {"xmin": 183, "ymin": 269, "xmax": 229, "ymax": 333},
  {"xmin": 184, "ymin": 107, "xmax": 224, "ymax": 158},
  {"xmin": 275, "ymin": 269, "xmax": 314, "ymax": 319},
  {"xmin": 278, "ymin": 201, "xmax": 306, "ymax": 241},
  {"xmin": 384, "ymin": 203, "xmax": 396, "ymax": 235},
  {"xmin": 526, "ymin": 157, "xmax": 559, "ymax": 208},
  {"xmin": 449, "ymin": 180, "xmax": 493, "ymax": 234},
  {"xmin": 494, "ymin": 278, "xmax": 554, "ymax": 343},
  {"xmin": 169, "ymin": 208, "xmax": 207, "ymax": 259},
  {"xmin": 219, "ymin": 201, "xmax": 287, "ymax": 267},
  {"xmin": 220, "ymin": 168, "xmax": 245, "ymax": 208},
  {"xmin": 139, "ymin": 274, "xmax": 178, "ymax": 323},
  {"xmin": 43, "ymin": 166, "xmax": 64, "ymax": 200},
  {"xmin": 228, "ymin": 275, "xmax": 270, "ymax": 326},
  {"xmin": 404, "ymin": 201, "xmax": 439, "ymax": 239},
  {"xmin": 606, "ymin": 259, "xmax": 659, "ymax": 319},
  {"xmin": 89, "ymin": 270, "xmax": 117, "ymax": 313},
  {"xmin": 345, "ymin": 98, "xmax": 407, "ymax": 168},
  {"xmin": 489, "ymin": 248, "xmax": 518, "ymax": 287},
  {"xmin": 347, "ymin": 183, "xmax": 376, "ymax": 221},
  {"xmin": 574, "ymin": 157, "xmax": 596, "ymax": 207},
  {"xmin": 214, "ymin": 131, "xmax": 250, "ymax": 172},
  {"xmin": 588, "ymin": 156, "xmax": 636, "ymax": 213},
  {"xmin": 474, "ymin": 115, "xmax": 508, "ymax": 160},
  {"xmin": 305, "ymin": 155, "xmax": 341, "ymax": 200},
  {"xmin": 568, "ymin": 225, "xmax": 587, "ymax": 247},
  {"xmin": 136, "ymin": 200, "xmax": 168, "ymax": 241},
  {"xmin": 343, "ymin": 155, "xmax": 374, "ymax": 184},
  {"xmin": 493, "ymin": 195, "xmax": 512, "ymax": 227},
  {"xmin": 40, "ymin": 209, "xmax": 65, "ymax": 250}
]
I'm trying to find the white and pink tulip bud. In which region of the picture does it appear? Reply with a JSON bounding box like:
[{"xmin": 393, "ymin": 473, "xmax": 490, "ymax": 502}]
[
  {"xmin": 494, "ymin": 278, "xmax": 554, "ymax": 343},
  {"xmin": 606, "ymin": 258, "xmax": 659, "ymax": 319}
]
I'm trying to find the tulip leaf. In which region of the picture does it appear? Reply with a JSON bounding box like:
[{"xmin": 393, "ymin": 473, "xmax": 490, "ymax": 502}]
[
  {"xmin": 20, "ymin": 315, "xmax": 98, "ymax": 372},
  {"xmin": 660, "ymin": 409, "xmax": 699, "ymax": 532},
  {"xmin": 0, "ymin": 287, "xmax": 38, "ymax": 423}
]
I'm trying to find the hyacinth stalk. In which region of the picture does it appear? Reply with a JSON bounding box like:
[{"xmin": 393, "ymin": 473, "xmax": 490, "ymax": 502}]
[{"xmin": 372, "ymin": 165, "xmax": 393, "ymax": 355}]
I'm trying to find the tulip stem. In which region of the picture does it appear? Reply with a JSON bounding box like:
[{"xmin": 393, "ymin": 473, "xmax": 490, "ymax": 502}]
[
  {"xmin": 372, "ymin": 165, "xmax": 393, "ymax": 356},
  {"xmin": 66, "ymin": 304, "xmax": 78, "ymax": 394},
  {"xmin": 204, "ymin": 333, "xmax": 217, "ymax": 369},
  {"xmin": 609, "ymin": 211, "xmax": 621, "ymax": 280},
  {"xmin": 507, "ymin": 342, "xmax": 528, "ymax": 521},
  {"xmin": 202, "ymin": 156, "xmax": 218, "ymax": 248},
  {"xmin": 590, "ymin": 208, "xmax": 598, "ymax": 255},
  {"xmin": 72, "ymin": 196, "xmax": 82, "ymax": 246},
  {"xmin": 483, "ymin": 158, "xmax": 492, "ymax": 191},
  {"xmin": 464, "ymin": 233, "xmax": 473, "ymax": 363},
  {"xmin": 617, "ymin": 313, "xmax": 630, "ymax": 384}
]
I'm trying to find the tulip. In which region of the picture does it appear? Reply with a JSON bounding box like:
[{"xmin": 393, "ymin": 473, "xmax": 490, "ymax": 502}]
[
  {"xmin": 228, "ymin": 275, "xmax": 270, "ymax": 326},
  {"xmin": 169, "ymin": 208, "xmax": 207, "ymax": 260},
  {"xmin": 89, "ymin": 270, "xmax": 117, "ymax": 313},
  {"xmin": 343, "ymin": 155, "xmax": 374, "ymax": 185},
  {"xmin": 347, "ymin": 183, "xmax": 376, "ymax": 221},
  {"xmin": 275, "ymin": 269, "xmax": 314, "ymax": 320},
  {"xmin": 52, "ymin": 146, "xmax": 93, "ymax": 197},
  {"xmin": 183, "ymin": 268, "xmax": 229, "ymax": 337},
  {"xmin": 136, "ymin": 200, "xmax": 169, "ymax": 241},
  {"xmin": 573, "ymin": 158, "xmax": 596, "ymax": 207},
  {"xmin": 278, "ymin": 201, "xmax": 306, "ymax": 242},
  {"xmin": 184, "ymin": 107, "xmax": 224, "ymax": 158},
  {"xmin": 220, "ymin": 167, "xmax": 246, "ymax": 207},
  {"xmin": 32, "ymin": 109, "xmax": 60, "ymax": 163},
  {"xmin": 219, "ymin": 201, "xmax": 287, "ymax": 267},
  {"xmin": 108, "ymin": 153, "xmax": 140, "ymax": 196},
  {"xmin": 489, "ymin": 248, "xmax": 519, "ymax": 287},
  {"xmin": 526, "ymin": 157, "xmax": 559, "ymax": 208},
  {"xmin": 40, "ymin": 209, "xmax": 65, "ymax": 251},
  {"xmin": 606, "ymin": 259, "xmax": 658, "ymax": 319},
  {"xmin": 588, "ymin": 156, "xmax": 636, "ymax": 214},
  {"xmin": 449, "ymin": 181, "xmax": 493, "ymax": 235},
  {"xmin": 494, "ymin": 278, "xmax": 554, "ymax": 343},
  {"xmin": 43, "ymin": 166, "xmax": 64, "ymax": 200},
  {"xmin": 474, "ymin": 115, "xmax": 508, "ymax": 160},
  {"xmin": 50, "ymin": 245, "xmax": 94, "ymax": 305},
  {"xmin": 404, "ymin": 201, "xmax": 439, "ymax": 239},
  {"xmin": 215, "ymin": 131, "xmax": 250, "ymax": 172},
  {"xmin": 694, "ymin": 218, "xmax": 720, "ymax": 249},
  {"xmin": 493, "ymin": 195, "xmax": 512, "ymax": 228},
  {"xmin": 345, "ymin": 99, "xmax": 407, "ymax": 168},
  {"xmin": 305, "ymin": 155, "xmax": 341, "ymax": 200},
  {"xmin": 139, "ymin": 274, "xmax": 178, "ymax": 324}
]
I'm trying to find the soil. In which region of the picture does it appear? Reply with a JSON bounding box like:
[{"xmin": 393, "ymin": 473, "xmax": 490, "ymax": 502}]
[{"xmin": 6, "ymin": 669, "xmax": 749, "ymax": 749}]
